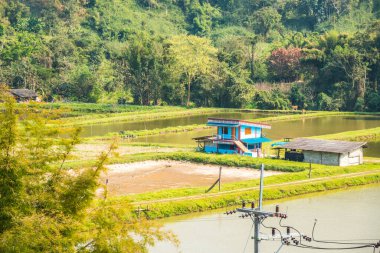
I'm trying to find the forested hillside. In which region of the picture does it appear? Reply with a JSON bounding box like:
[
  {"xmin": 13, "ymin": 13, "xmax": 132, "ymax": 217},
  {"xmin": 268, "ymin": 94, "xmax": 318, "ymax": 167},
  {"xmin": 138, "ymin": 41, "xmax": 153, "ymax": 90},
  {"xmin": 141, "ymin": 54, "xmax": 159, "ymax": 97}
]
[{"xmin": 0, "ymin": 0, "xmax": 379, "ymax": 111}]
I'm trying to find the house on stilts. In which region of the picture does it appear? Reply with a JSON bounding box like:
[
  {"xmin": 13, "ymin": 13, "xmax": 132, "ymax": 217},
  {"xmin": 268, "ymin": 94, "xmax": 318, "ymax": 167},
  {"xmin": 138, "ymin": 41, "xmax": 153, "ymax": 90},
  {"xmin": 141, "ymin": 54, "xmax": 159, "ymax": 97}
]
[{"xmin": 194, "ymin": 118, "xmax": 271, "ymax": 158}]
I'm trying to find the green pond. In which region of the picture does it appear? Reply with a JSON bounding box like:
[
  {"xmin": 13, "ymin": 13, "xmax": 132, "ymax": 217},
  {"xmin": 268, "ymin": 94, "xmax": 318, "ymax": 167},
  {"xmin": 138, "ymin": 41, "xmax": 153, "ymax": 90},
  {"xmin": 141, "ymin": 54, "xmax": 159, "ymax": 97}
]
[
  {"xmin": 133, "ymin": 115, "xmax": 380, "ymax": 156},
  {"xmin": 149, "ymin": 184, "xmax": 380, "ymax": 253},
  {"xmin": 81, "ymin": 112, "xmax": 380, "ymax": 157},
  {"xmin": 80, "ymin": 111, "xmax": 278, "ymax": 137}
]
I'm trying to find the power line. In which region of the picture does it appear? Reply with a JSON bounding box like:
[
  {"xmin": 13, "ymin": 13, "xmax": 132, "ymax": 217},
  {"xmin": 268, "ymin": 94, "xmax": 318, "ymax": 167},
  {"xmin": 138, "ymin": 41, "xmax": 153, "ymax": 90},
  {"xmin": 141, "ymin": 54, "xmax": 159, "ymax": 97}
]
[
  {"xmin": 225, "ymin": 163, "xmax": 380, "ymax": 253},
  {"xmin": 243, "ymin": 224, "xmax": 254, "ymax": 253}
]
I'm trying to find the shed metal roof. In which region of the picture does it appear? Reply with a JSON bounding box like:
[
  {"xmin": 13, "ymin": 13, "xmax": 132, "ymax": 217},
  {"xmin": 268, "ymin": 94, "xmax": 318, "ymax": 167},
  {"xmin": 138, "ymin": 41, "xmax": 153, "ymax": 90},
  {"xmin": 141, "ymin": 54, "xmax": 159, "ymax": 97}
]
[
  {"xmin": 281, "ymin": 138, "xmax": 367, "ymax": 154},
  {"xmin": 207, "ymin": 118, "xmax": 271, "ymax": 129},
  {"xmin": 10, "ymin": 89, "xmax": 38, "ymax": 98}
]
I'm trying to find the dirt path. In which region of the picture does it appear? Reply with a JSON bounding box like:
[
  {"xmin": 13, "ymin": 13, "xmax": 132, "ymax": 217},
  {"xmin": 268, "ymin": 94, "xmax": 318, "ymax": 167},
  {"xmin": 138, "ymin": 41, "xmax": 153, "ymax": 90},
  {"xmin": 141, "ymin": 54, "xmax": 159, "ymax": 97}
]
[
  {"xmin": 101, "ymin": 161, "xmax": 282, "ymax": 195},
  {"xmin": 132, "ymin": 169, "xmax": 380, "ymax": 205}
]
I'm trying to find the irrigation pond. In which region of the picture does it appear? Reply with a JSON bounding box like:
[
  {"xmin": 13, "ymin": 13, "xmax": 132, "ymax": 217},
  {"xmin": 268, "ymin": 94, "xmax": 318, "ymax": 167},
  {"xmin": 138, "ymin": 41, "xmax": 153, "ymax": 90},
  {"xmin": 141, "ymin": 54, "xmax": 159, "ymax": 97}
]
[
  {"xmin": 150, "ymin": 184, "xmax": 380, "ymax": 253},
  {"xmin": 80, "ymin": 111, "xmax": 277, "ymax": 137},
  {"xmin": 132, "ymin": 115, "xmax": 380, "ymax": 156}
]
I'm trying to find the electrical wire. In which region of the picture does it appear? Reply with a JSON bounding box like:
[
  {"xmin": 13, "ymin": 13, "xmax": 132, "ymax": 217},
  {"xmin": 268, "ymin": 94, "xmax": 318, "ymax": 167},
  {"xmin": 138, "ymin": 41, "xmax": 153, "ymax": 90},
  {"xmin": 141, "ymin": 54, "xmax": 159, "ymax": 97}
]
[
  {"xmin": 279, "ymin": 217, "xmax": 303, "ymax": 244},
  {"xmin": 279, "ymin": 218, "xmax": 377, "ymax": 250},
  {"xmin": 278, "ymin": 219, "xmax": 378, "ymax": 251},
  {"xmin": 289, "ymin": 243, "xmax": 377, "ymax": 251},
  {"xmin": 242, "ymin": 223, "xmax": 254, "ymax": 253},
  {"xmin": 260, "ymin": 217, "xmax": 284, "ymax": 242},
  {"xmin": 311, "ymin": 219, "xmax": 379, "ymax": 246}
]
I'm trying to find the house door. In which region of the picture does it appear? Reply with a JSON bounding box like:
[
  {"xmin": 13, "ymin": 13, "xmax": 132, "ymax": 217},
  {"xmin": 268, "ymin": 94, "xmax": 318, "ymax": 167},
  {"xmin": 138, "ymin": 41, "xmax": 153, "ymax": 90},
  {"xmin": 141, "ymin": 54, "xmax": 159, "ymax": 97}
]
[{"xmin": 232, "ymin": 128, "xmax": 235, "ymax": 139}]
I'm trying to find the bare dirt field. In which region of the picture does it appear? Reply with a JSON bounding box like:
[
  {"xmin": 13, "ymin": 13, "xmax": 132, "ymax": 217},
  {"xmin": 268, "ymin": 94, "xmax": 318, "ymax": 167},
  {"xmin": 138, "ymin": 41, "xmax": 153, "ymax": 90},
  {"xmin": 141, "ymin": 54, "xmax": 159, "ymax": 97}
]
[{"xmin": 101, "ymin": 161, "xmax": 283, "ymax": 196}]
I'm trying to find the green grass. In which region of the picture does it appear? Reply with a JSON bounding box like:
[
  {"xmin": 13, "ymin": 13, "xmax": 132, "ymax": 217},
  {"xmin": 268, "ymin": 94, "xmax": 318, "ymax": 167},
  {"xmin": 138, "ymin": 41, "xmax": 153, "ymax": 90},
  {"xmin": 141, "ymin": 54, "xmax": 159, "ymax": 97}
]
[
  {"xmin": 312, "ymin": 126, "xmax": 380, "ymax": 141},
  {"xmin": 257, "ymin": 111, "xmax": 380, "ymax": 123},
  {"xmin": 14, "ymin": 102, "xmax": 174, "ymax": 117},
  {"xmin": 103, "ymin": 124, "xmax": 210, "ymax": 138},
  {"xmin": 63, "ymin": 151, "xmax": 307, "ymax": 172},
  {"xmin": 121, "ymin": 162, "xmax": 380, "ymax": 202},
  {"xmin": 109, "ymin": 173, "xmax": 380, "ymax": 219},
  {"xmin": 60, "ymin": 107, "xmax": 233, "ymax": 126}
]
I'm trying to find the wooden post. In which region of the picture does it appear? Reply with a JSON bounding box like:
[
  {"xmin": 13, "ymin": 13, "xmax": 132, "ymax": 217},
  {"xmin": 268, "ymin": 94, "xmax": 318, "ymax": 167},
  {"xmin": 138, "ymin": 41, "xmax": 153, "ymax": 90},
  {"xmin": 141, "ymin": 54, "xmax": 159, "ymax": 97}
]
[
  {"xmin": 104, "ymin": 178, "xmax": 109, "ymax": 200},
  {"xmin": 218, "ymin": 167, "xmax": 222, "ymax": 191},
  {"xmin": 308, "ymin": 163, "xmax": 312, "ymax": 179}
]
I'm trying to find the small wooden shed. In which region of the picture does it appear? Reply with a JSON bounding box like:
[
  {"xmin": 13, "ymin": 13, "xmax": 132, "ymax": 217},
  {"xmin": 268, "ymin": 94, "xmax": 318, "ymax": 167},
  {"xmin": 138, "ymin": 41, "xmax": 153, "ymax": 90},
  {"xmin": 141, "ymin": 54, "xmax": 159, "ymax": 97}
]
[
  {"xmin": 281, "ymin": 138, "xmax": 367, "ymax": 166},
  {"xmin": 10, "ymin": 89, "xmax": 38, "ymax": 102}
]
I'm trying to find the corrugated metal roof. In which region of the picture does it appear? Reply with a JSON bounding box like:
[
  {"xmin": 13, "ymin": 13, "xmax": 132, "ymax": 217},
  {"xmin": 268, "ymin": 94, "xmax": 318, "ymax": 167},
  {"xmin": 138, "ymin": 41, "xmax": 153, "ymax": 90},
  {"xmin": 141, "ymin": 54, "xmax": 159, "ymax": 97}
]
[
  {"xmin": 10, "ymin": 89, "xmax": 38, "ymax": 98},
  {"xmin": 281, "ymin": 138, "xmax": 367, "ymax": 154},
  {"xmin": 207, "ymin": 118, "xmax": 271, "ymax": 129}
]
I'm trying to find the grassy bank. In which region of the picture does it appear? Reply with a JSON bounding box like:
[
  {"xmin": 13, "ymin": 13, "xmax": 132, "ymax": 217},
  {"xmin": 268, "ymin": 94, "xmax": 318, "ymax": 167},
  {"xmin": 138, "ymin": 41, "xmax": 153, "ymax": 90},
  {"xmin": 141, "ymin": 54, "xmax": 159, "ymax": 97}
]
[
  {"xmin": 13, "ymin": 102, "xmax": 179, "ymax": 117},
  {"xmin": 123, "ymin": 162, "xmax": 380, "ymax": 202},
  {"xmin": 60, "ymin": 107, "xmax": 235, "ymax": 126},
  {"xmin": 111, "ymin": 173, "xmax": 380, "ymax": 219},
  {"xmin": 313, "ymin": 126, "xmax": 380, "ymax": 141},
  {"xmin": 101, "ymin": 124, "xmax": 210, "ymax": 139},
  {"xmin": 64, "ymin": 151, "xmax": 308, "ymax": 172}
]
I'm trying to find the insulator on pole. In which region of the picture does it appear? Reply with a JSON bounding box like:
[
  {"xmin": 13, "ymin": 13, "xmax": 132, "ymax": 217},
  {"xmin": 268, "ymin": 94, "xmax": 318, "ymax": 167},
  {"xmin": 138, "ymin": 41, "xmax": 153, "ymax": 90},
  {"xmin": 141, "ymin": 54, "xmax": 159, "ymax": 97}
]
[
  {"xmin": 251, "ymin": 201, "xmax": 255, "ymax": 209},
  {"xmin": 275, "ymin": 205, "xmax": 280, "ymax": 213},
  {"xmin": 272, "ymin": 228, "xmax": 276, "ymax": 236},
  {"xmin": 287, "ymin": 227, "xmax": 290, "ymax": 235}
]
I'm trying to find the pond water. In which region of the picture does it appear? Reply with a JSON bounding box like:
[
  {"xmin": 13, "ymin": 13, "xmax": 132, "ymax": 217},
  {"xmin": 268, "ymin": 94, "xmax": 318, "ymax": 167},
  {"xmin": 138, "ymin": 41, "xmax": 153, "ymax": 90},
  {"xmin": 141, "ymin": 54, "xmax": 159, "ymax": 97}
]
[
  {"xmin": 80, "ymin": 111, "xmax": 277, "ymax": 137},
  {"xmin": 133, "ymin": 115, "xmax": 380, "ymax": 156},
  {"xmin": 150, "ymin": 184, "xmax": 380, "ymax": 253},
  {"xmin": 365, "ymin": 141, "xmax": 380, "ymax": 157}
]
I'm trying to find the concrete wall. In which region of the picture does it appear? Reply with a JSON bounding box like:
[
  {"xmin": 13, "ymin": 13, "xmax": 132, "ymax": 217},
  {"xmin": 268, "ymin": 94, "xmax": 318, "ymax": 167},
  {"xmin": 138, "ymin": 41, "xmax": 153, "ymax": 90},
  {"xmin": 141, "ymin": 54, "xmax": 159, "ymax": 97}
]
[
  {"xmin": 304, "ymin": 151, "xmax": 340, "ymax": 166},
  {"xmin": 218, "ymin": 127, "xmax": 232, "ymax": 139},
  {"xmin": 340, "ymin": 148, "xmax": 363, "ymax": 166},
  {"xmin": 240, "ymin": 126, "xmax": 261, "ymax": 139},
  {"xmin": 304, "ymin": 148, "xmax": 363, "ymax": 166}
]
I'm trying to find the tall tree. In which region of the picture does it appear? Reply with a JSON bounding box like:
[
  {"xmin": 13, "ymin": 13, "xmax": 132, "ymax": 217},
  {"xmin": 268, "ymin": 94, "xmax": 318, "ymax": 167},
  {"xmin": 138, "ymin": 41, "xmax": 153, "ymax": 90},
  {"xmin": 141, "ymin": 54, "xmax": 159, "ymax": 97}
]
[
  {"xmin": 126, "ymin": 32, "xmax": 165, "ymax": 105},
  {"xmin": 250, "ymin": 7, "xmax": 281, "ymax": 38},
  {"xmin": 167, "ymin": 35, "xmax": 217, "ymax": 106}
]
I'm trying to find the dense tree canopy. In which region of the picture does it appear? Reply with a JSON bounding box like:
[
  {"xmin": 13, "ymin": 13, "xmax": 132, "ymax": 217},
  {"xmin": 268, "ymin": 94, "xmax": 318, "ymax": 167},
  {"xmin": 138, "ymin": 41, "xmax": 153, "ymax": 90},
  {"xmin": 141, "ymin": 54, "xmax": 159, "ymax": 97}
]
[{"xmin": 0, "ymin": 0, "xmax": 379, "ymax": 111}]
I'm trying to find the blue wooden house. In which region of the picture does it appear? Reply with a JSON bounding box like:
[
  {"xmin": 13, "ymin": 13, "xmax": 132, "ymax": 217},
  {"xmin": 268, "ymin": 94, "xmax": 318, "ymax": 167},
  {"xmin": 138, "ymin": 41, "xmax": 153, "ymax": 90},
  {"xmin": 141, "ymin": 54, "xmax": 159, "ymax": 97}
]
[{"xmin": 194, "ymin": 118, "xmax": 271, "ymax": 157}]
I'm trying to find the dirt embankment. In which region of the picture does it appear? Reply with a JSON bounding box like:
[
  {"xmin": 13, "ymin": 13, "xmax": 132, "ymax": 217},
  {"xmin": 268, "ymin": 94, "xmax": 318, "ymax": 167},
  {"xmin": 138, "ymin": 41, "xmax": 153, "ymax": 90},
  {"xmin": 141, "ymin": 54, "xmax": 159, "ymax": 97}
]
[{"xmin": 100, "ymin": 161, "xmax": 282, "ymax": 196}]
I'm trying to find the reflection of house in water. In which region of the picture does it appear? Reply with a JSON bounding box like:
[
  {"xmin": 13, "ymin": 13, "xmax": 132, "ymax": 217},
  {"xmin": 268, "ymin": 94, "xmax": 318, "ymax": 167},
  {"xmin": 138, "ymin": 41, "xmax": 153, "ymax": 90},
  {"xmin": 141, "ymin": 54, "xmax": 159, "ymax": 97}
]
[
  {"xmin": 278, "ymin": 138, "xmax": 366, "ymax": 166},
  {"xmin": 194, "ymin": 118, "xmax": 271, "ymax": 158},
  {"xmin": 10, "ymin": 89, "xmax": 38, "ymax": 102}
]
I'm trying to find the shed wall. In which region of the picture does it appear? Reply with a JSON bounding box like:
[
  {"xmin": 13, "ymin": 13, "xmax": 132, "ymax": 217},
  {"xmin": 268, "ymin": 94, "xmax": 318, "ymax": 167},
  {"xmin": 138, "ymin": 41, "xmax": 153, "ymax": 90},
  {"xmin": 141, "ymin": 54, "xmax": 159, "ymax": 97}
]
[
  {"xmin": 304, "ymin": 148, "xmax": 363, "ymax": 166},
  {"xmin": 339, "ymin": 149, "xmax": 364, "ymax": 166},
  {"xmin": 304, "ymin": 151, "xmax": 340, "ymax": 166}
]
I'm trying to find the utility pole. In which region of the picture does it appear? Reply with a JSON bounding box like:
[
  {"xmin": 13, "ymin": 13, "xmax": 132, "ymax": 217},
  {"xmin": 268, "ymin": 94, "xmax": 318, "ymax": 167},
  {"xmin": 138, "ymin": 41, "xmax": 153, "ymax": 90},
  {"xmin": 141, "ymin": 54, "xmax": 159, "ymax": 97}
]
[
  {"xmin": 231, "ymin": 164, "xmax": 290, "ymax": 253},
  {"xmin": 227, "ymin": 163, "xmax": 380, "ymax": 252},
  {"xmin": 254, "ymin": 163, "xmax": 264, "ymax": 252}
]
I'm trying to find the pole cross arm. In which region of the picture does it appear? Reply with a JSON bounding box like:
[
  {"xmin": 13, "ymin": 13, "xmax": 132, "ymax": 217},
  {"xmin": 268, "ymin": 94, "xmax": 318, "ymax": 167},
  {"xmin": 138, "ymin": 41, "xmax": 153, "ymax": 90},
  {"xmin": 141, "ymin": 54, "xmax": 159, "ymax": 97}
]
[
  {"xmin": 260, "ymin": 233, "xmax": 303, "ymax": 241},
  {"xmin": 237, "ymin": 208, "xmax": 287, "ymax": 218}
]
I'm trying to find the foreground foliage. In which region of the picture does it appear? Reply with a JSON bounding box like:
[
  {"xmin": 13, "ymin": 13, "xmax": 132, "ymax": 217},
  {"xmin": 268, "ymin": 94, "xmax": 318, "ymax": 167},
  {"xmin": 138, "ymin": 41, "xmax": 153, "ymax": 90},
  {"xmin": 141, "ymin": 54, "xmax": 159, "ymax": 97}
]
[{"xmin": 0, "ymin": 88, "xmax": 173, "ymax": 252}]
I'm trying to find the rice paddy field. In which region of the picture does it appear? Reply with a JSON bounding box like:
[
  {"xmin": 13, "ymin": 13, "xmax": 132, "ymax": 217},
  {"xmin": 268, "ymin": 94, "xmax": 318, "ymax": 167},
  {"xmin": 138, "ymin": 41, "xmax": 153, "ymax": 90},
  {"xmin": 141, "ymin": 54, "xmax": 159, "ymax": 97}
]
[{"xmin": 25, "ymin": 102, "xmax": 380, "ymax": 218}]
